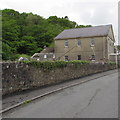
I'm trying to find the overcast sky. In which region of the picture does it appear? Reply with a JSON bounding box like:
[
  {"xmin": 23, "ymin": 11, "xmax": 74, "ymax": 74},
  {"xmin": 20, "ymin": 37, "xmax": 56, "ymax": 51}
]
[{"xmin": 0, "ymin": 0, "xmax": 119, "ymax": 44}]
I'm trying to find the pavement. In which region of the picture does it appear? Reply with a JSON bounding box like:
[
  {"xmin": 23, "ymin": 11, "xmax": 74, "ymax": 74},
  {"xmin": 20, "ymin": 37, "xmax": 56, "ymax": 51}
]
[
  {"xmin": 3, "ymin": 69, "xmax": 118, "ymax": 118},
  {"xmin": 2, "ymin": 69, "xmax": 118, "ymax": 112}
]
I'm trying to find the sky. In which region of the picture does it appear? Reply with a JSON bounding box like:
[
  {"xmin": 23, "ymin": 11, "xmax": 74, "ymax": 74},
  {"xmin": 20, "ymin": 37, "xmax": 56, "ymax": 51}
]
[{"xmin": 0, "ymin": 0, "xmax": 119, "ymax": 44}]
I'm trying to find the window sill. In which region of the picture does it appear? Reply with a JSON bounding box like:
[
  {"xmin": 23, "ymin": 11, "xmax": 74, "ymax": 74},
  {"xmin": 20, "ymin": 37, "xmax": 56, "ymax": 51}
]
[{"xmin": 90, "ymin": 45, "xmax": 95, "ymax": 47}]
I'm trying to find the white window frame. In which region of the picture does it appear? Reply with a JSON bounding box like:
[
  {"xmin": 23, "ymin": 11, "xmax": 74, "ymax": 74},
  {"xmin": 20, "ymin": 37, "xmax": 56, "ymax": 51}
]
[
  {"xmin": 53, "ymin": 54, "xmax": 55, "ymax": 59},
  {"xmin": 44, "ymin": 54, "xmax": 47, "ymax": 59},
  {"xmin": 64, "ymin": 40, "xmax": 68, "ymax": 47}
]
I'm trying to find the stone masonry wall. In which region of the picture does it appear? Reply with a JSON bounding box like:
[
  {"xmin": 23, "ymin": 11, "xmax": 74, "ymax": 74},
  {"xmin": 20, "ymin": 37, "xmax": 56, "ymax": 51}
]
[{"xmin": 2, "ymin": 62, "xmax": 116, "ymax": 96}]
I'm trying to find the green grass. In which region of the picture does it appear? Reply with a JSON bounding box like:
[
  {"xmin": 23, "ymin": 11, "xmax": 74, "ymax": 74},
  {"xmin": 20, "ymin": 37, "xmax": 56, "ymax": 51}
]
[{"xmin": 22, "ymin": 100, "xmax": 32, "ymax": 105}]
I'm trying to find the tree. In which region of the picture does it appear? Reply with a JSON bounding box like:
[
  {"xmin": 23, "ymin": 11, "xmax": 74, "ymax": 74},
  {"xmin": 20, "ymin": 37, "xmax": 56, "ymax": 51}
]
[
  {"xmin": 2, "ymin": 42, "xmax": 16, "ymax": 60},
  {"xmin": 47, "ymin": 16, "xmax": 77, "ymax": 28},
  {"xmin": 16, "ymin": 41, "xmax": 41, "ymax": 55},
  {"xmin": 76, "ymin": 25, "xmax": 92, "ymax": 28},
  {"xmin": 64, "ymin": 16, "xmax": 69, "ymax": 20},
  {"xmin": 2, "ymin": 19, "xmax": 20, "ymax": 41},
  {"xmin": 2, "ymin": 9, "xmax": 92, "ymax": 60}
]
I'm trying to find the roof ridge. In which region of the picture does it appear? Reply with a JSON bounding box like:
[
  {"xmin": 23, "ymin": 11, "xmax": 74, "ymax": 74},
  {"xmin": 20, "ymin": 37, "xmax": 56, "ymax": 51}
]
[{"xmin": 64, "ymin": 24, "xmax": 112, "ymax": 31}]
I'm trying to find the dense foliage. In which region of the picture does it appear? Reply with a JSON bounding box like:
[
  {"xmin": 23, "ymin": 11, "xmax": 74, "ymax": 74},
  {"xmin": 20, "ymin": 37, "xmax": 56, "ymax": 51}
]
[
  {"xmin": 2, "ymin": 9, "xmax": 92, "ymax": 60},
  {"xmin": 22, "ymin": 60, "xmax": 116, "ymax": 70},
  {"xmin": 22, "ymin": 60, "xmax": 90, "ymax": 70}
]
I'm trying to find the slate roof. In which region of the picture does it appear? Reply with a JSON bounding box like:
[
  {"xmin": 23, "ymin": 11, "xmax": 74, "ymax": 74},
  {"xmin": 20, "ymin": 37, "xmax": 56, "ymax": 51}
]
[
  {"xmin": 54, "ymin": 24, "xmax": 112, "ymax": 40},
  {"xmin": 40, "ymin": 47, "xmax": 54, "ymax": 53},
  {"xmin": 31, "ymin": 47, "xmax": 54, "ymax": 58}
]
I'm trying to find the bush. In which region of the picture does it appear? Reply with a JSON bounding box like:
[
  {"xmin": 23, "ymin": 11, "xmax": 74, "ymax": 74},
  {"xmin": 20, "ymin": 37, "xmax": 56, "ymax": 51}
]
[
  {"xmin": 22, "ymin": 60, "xmax": 90, "ymax": 70},
  {"xmin": 107, "ymin": 61, "xmax": 116, "ymax": 65}
]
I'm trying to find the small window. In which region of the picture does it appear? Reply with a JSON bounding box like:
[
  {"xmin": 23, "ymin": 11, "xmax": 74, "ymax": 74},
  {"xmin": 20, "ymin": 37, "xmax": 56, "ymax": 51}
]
[
  {"xmin": 44, "ymin": 54, "xmax": 47, "ymax": 58},
  {"xmin": 64, "ymin": 56, "xmax": 69, "ymax": 61},
  {"xmin": 77, "ymin": 40, "xmax": 81, "ymax": 46},
  {"xmin": 65, "ymin": 40, "xmax": 68, "ymax": 47},
  {"xmin": 77, "ymin": 55, "xmax": 81, "ymax": 60},
  {"xmin": 53, "ymin": 54, "xmax": 55, "ymax": 59},
  {"xmin": 91, "ymin": 55, "xmax": 95, "ymax": 60},
  {"xmin": 91, "ymin": 39, "xmax": 95, "ymax": 46}
]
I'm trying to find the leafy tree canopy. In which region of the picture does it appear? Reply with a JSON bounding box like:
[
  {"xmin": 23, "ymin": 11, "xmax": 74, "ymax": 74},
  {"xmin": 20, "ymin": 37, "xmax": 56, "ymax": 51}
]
[{"xmin": 2, "ymin": 9, "xmax": 92, "ymax": 60}]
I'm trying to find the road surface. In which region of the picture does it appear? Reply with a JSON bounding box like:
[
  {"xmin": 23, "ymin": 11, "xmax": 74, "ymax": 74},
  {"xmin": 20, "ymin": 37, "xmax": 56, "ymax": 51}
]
[{"xmin": 3, "ymin": 71, "xmax": 118, "ymax": 118}]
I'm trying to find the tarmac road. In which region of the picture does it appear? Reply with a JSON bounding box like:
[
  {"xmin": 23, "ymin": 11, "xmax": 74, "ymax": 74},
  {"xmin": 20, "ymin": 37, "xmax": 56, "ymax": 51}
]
[{"xmin": 3, "ymin": 71, "xmax": 118, "ymax": 118}]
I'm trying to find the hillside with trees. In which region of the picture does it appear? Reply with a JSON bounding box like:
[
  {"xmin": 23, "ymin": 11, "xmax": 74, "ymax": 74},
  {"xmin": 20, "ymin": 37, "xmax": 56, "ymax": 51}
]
[{"xmin": 2, "ymin": 9, "xmax": 92, "ymax": 60}]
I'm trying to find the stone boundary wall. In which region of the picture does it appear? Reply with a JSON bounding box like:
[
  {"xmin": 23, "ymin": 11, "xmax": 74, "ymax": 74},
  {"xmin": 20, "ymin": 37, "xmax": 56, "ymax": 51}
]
[{"xmin": 2, "ymin": 62, "xmax": 116, "ymax": 96}]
